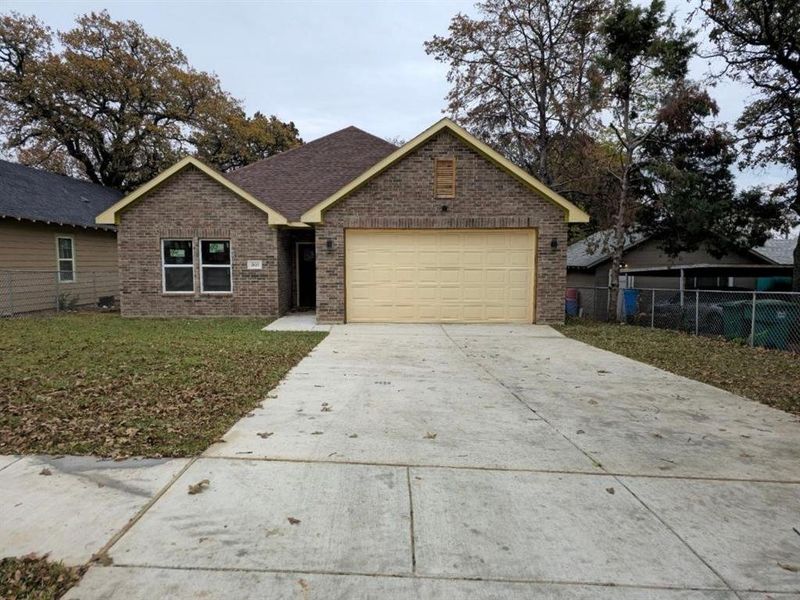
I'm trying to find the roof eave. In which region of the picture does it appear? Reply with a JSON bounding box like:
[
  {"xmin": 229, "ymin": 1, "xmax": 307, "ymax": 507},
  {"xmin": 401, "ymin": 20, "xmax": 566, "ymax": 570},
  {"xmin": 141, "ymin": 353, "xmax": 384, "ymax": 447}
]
[{"xmin": 2, "ymin": 213, "xmax": 116, "ymax": 232}]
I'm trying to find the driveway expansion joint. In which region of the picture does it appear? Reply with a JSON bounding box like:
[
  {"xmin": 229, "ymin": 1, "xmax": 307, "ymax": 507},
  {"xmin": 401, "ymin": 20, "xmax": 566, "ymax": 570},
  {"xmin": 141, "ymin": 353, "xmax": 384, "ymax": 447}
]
[
  {"xmin": 0, "ymin": 455, "xmax": 22, "ymax": 472},
  {"xmin": 107, "ymin": 562, "xmax": 745, "ymax": 593},
  {"xmin": 405, "ymin": 466, "xmax": 417, "ymax": 574},
  {"xmin": 199, "ymin": 454, "xmax": 800, "ymax": 484},
  {"xmin": 95, "ymin": 456, "xmax": 199, "ymax": 560}
]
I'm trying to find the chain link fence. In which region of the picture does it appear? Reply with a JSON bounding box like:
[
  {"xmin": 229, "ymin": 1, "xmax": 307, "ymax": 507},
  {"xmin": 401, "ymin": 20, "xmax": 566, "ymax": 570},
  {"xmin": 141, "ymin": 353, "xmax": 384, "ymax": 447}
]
[
  {"xmin": 0, "ymin": 270, "xmax": 118, "ymax": 317},
  {"xmin": 567, "ymin": 286, "xmax": 800, "ymax": 352}
]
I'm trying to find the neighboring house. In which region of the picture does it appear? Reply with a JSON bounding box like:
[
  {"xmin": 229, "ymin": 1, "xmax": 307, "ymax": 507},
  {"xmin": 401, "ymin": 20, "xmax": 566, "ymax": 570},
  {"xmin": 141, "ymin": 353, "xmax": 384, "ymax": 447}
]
[
  {"xmin": 96, "ymin": 118, "xmax": 589, "ymax": 323},
  {"xmin": 567, "ymin": 230, "xmax": 795, "ymax": 291},
  {"xmin": 0, "ymin": 160, "xmax": 122, "ymax": 314}
]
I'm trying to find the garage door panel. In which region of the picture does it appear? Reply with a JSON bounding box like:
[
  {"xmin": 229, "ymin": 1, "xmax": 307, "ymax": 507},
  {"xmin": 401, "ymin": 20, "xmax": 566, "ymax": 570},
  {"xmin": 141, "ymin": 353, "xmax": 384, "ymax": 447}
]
[
  {"xmin": 345, "ymin": 229, "xmax": 535, "ymax": 323},
  {"xmin": 508, "ymin": 269, "xmax": 530, "ymax": 284}
]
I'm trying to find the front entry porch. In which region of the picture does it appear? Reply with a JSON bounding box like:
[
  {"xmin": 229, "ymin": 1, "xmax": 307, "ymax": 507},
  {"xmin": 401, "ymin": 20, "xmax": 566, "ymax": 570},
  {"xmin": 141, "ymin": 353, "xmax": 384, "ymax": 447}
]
[{"xmin": 278, "ymin": 228, "xmax": 316, "ymax": 313}]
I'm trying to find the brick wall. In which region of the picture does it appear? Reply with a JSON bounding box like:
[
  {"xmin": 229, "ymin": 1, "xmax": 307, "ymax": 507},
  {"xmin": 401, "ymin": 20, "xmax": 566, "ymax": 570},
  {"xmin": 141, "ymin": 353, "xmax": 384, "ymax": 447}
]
[
  {"xmin": 117, "ymin": 166, "xmax": 279, "ymax": 317},
  {"xmin": 316, "ymin": 130, "xmax": 568, "ymax": 324}
]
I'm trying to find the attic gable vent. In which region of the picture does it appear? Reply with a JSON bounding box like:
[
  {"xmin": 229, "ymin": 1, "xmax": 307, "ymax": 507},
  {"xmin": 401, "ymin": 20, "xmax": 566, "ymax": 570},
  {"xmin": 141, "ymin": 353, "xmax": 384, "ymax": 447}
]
[{"xmin": 434, "ymin": 157, "xmax": 456, "ymax": 198}]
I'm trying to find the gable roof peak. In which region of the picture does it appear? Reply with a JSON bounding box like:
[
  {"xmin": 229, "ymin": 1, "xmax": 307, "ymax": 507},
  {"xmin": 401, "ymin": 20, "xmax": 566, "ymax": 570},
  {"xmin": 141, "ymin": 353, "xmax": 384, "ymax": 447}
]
[
  {"xmin": 96, "ymin": 156, "xmax": 288, "ymax": 225},
  {"xmin": 300, "ymin": 117, "xmax": 590, "ymax": 224}
]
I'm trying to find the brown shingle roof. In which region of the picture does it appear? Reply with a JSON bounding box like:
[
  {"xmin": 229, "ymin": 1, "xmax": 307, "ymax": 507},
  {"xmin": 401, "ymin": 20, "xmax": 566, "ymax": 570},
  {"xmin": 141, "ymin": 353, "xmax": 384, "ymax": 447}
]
[{"xmin": 227, "ymin": 126, "xmax": 397, "ymax": 222}]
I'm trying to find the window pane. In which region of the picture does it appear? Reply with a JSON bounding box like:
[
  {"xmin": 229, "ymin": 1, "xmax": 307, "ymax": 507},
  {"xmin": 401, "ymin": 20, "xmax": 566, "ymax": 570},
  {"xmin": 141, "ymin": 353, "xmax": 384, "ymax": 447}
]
[
  {"xmin": 164, "ymin": 266, "xmax": 193, "ymax": 292},
  {"xmin": 59, "ymin": 260, "xmax": 74, "ymax": 281},
  {"xmin": 163, "ymin": 240, "xmax": 193, "ymax": 265},
  {"xmin": 58, "ymin": 238, "xmax": 73, "ymax": 259},
  {"xmin": 202, "ymin": 266, "xmax": 231, "ymax": 292},
  {"xmin": 201, "ymin": 240, "xmax": 230, "ymax": 265}
]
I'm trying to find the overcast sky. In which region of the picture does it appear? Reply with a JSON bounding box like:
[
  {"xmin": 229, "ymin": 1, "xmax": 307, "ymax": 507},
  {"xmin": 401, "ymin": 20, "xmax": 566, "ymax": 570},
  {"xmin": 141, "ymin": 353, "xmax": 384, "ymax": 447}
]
[{"xmin": 3, "ymin": 0, "xmax": 792, "ymax": 192}]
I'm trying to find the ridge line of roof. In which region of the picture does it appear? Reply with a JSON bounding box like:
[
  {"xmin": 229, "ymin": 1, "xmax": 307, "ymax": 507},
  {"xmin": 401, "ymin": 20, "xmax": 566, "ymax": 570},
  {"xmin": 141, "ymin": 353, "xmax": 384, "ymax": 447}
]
[{"xmin": 229, "ymin": 126, "xmax": 396, "ymax": 176}]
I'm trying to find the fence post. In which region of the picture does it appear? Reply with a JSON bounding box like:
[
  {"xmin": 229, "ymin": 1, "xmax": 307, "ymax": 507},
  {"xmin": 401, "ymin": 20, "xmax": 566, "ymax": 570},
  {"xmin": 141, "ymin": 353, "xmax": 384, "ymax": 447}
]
[
  {"xmin": 750, "ymin": 291, "xmax": 757, "ymax": 347},
  {"xmin": 651, "ymin": 289, "xmax": 655, "ymax": 328},
  {"xmin": 7, "ymin": 271, "xmax": 13, "ymax": 316},
  {"xmin": 55, "ymin": 270, "xmax": 60, "ymax": 312},
  {"xmin": 695, "ymin": 289, "xmax": 699, "ymax": 336}
]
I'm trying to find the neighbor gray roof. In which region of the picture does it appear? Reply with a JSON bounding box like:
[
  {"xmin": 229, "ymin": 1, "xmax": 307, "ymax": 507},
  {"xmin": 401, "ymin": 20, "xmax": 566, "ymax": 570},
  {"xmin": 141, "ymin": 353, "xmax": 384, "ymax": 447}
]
[
  {"xmin": 0, "ymin": 159, "xmax": 122, "ymax": 229},
  {"xmin": 566, "ymin": 230, "xmax": 651, "ymax": 269},
  {"xmin": 568, "ymin": 230, "xmax": 796, "ymax": 269},
  {"xmin": 750, "ymin": 238, "xmax": 796, "ymax": 265}
]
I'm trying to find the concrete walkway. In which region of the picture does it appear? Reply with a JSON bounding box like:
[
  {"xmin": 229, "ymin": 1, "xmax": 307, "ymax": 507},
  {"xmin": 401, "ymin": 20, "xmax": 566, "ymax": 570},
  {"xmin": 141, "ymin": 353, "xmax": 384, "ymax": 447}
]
[
  {"xmin": 51, "ymin": 325, "xmax": 800, "ymax": 597},
  {"xmin": 263, "ymin": 312, "xmax": 331, "ymax": 332}
]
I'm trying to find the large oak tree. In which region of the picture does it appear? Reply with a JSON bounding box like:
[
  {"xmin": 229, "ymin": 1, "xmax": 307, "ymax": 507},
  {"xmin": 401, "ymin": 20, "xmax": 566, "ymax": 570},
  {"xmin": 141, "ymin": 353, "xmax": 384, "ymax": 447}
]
[{"xmin": 0, "ymin": 11, "xmax": 301, "ymax": 191}]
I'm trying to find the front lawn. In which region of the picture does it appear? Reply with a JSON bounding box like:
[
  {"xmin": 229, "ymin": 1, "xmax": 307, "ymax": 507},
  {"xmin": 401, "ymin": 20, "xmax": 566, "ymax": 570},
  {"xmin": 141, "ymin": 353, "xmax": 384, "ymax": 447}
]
[
  {"xmin": 557, "ymin": 319, "xmax": 800, "ymax": 414},
  {"xmin": 0, "ymin": 314, "xmax": 326, "ymax": 457}
]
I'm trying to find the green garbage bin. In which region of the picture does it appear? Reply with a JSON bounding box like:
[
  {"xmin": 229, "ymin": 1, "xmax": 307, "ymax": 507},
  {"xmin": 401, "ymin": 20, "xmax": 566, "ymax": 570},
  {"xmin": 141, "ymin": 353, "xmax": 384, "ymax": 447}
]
[
  {"xmin": 752, "ymin": 300, "xmax": 800, "ymax": 350},
  {"xmin": 721, "ymin": 300, "xmax": 752, "ymax": 341}
]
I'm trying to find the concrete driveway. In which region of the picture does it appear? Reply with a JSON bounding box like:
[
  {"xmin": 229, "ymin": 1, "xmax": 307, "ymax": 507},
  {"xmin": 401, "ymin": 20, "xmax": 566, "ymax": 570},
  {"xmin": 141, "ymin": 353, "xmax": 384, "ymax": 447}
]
[{"xmin": 67, "ymin": 325, "xmax": 800, "ymax": 599}]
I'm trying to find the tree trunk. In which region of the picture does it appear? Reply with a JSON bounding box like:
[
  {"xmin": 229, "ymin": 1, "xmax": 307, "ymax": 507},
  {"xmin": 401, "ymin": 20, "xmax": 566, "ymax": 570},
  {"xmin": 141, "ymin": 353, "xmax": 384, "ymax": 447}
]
[
  {"xmin": 608, "ymin": 171, "xmax": 628, "ymax": 322},
  {"xmin": 793, "ymin": 155, "xmax": 800, "ymax": 292}
]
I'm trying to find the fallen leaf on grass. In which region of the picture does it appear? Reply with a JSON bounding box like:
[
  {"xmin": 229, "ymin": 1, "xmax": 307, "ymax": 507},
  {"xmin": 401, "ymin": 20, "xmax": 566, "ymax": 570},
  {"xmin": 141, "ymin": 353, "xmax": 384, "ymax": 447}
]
[
  {"xmin": 39, "ymin": 468, "xmax": 52, "ymax": 476},
  {"xmin": 424, "ymin": 432, "xmax": 437, "ymax": 440},
  {"xmin": 188, "ymin": 479, "xmax": 210, "ymax": 495},
  {"xmin": 287, "ymin": 517, "xmax": 301, "ymax": 525},
  {"xmin": 257, "ymin": 432, "xmax": 273, "ymax": 439}
]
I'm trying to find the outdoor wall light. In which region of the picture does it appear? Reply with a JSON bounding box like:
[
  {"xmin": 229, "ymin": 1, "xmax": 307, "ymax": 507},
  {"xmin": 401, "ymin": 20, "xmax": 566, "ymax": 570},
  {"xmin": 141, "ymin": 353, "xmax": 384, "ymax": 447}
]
[
  {"xmin": 326, "ymin": 239, "xmax": 334, "ymax": 251},
  {"xmin": 550, "ymin": 238, "xmax": 559, "ymax": 249}
]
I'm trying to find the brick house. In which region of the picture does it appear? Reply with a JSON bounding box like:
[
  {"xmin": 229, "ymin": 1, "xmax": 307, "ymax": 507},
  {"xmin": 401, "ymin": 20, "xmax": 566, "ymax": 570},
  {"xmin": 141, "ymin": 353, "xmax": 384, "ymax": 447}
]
[{"xmin": 96, "ymin": 119, "xmax": 589, "ymax": 324}]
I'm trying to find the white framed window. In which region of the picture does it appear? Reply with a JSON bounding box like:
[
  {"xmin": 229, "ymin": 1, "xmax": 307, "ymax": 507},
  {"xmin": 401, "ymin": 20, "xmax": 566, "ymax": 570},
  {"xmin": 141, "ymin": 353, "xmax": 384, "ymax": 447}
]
[
  {"xmin": 56, "ymin": 236, "xmax": 75, "ymax": 282},
  {"xmin": 200, "ymin": 240, "xmax": 232, "ymax": 293},
  {"xmin": 162, "ymin": 239, "xmax": 194, "ymax": 293}
]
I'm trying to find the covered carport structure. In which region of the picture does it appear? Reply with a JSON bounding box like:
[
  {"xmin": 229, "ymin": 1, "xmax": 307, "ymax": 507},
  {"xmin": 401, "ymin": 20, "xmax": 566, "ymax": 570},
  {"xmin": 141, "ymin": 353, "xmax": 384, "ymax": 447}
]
[{"xmin": 621, "ymin": 262, "xmax": 794, "ymax": 297}]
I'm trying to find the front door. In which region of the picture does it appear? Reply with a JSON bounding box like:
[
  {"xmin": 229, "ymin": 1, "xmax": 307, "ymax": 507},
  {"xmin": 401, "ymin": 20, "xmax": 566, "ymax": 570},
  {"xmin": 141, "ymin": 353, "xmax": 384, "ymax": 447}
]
[{"xmin": 296, "ymin": 242, "xmax": 316, "ymax": 308}]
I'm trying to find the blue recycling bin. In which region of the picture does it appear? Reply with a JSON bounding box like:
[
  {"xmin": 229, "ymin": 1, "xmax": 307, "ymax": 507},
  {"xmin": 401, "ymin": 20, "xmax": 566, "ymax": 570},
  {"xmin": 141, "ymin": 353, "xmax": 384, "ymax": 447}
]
[{"xmin": 623, "ymin": 288, "xmax": 640, "ymax": 317}]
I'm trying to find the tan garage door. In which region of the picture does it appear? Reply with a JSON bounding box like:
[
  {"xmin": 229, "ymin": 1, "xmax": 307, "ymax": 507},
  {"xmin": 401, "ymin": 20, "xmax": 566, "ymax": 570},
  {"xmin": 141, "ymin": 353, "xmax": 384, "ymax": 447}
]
[{"xmin": 345, "ymin": 229, "xmax": 536, "ymax": 323}]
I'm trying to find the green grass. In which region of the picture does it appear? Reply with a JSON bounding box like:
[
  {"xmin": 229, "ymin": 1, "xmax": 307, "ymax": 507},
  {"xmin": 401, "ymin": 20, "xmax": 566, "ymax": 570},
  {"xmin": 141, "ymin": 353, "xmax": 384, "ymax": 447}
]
[
  {"xmin": 0, "ymin": 555, "xmax": 83, "ymax": 600},
  {"xmin": 557, "ymin": 319, "xmax": 800, "ymax": 414},
  {"xmin": 0, "ymin": 314, "xmax": 326, "ymax": 457}
]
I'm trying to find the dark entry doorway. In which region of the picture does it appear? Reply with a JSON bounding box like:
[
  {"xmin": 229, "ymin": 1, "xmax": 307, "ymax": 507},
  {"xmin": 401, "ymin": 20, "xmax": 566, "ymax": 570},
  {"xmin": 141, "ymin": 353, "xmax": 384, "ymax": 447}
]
[{"xmin": 296, "ymin": 242, "xmax": 316, "ymax": 308}]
